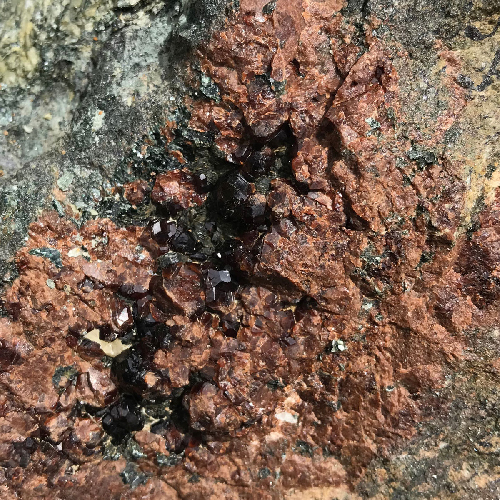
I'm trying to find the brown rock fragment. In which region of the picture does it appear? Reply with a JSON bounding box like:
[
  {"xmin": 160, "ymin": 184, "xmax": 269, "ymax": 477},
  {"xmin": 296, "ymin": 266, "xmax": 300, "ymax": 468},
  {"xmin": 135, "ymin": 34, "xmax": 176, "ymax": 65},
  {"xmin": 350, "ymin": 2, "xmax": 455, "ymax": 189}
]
[
  {"xmin": 123, "ymin": 179, "xmax": 150, "ymax": 205},
  {"xmin": 187, "ymin": 382, "xmax": 243, "ymax": 433},
  {"xmin": 151, "ymin": 169, "xmax": 207, "ymax": 211},
  {"xmin": 150, "ymin": 263, "xmax": 205, "ymax": 316}
]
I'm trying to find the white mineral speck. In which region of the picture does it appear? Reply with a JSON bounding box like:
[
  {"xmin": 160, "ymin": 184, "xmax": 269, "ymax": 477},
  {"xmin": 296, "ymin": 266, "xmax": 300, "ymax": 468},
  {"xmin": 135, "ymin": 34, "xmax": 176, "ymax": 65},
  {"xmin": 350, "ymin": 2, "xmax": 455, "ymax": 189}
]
[{"xmin": 275, "ymin": 412, "xmax": 298, "ymax": 424}]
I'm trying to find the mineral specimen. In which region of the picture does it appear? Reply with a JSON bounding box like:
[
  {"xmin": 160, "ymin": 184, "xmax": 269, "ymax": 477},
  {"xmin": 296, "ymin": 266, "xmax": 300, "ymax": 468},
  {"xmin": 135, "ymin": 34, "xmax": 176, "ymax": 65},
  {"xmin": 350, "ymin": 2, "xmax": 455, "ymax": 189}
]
[{"xmin": 0, "ymin": 0, "xmax": 499, "ymax": 499}]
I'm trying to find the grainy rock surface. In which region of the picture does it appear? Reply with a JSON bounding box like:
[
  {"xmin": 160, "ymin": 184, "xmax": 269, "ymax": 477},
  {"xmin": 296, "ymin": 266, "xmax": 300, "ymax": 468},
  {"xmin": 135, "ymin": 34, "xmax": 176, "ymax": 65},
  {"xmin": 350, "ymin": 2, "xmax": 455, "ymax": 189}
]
[{"xmin": 0, "ymin": 0, "xmax": 500, "ymax": 499}]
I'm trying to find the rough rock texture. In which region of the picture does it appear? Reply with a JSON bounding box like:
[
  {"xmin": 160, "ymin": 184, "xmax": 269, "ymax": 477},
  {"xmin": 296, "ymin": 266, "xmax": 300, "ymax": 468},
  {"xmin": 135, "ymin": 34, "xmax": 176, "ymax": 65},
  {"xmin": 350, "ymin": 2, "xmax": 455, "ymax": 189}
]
[{"xmin": 1, "ymin": 0, "xmax": 500, "ymax": 499}]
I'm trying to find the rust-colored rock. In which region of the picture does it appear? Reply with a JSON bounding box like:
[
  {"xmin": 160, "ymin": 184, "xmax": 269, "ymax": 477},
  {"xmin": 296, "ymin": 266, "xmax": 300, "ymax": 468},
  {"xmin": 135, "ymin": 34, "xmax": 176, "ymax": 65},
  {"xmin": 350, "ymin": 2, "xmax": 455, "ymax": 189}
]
[
  {"xmin": 0, "ymin": 1, "xmax": 497, "ymax": 499},
  {"xmin": 151, "ymin": 263, "xmax": 205, "ymax": 316},
  {"xmin": 123, "ymin": 179, "xmax": 151, "ymax": 206},
  {"xmin": 151, "ymin": 169, "xmax": 207, "ymax": 211}
]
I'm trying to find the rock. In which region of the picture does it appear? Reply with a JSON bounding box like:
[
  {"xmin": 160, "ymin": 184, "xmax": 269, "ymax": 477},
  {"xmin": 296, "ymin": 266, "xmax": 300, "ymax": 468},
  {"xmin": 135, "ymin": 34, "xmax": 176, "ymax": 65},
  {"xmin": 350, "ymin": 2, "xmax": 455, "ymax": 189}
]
[
  {"xmin": 150, "ymin": 263, "xmax": 205, "ymax": 316},
  {"xmin": 102, "ymin": 396, "xmax": 145, "ymax": 441},
  {"xmin": 186, "ymin": 382, "xmax": 243, "ymax": 433},
  {"xmin": 1, "ymin": 0, "xmax": 500, "ymax": 498},
  {"xmin": 151, "ymin": 169, "xmax": 207, "ymax": 212},
  {"xmin": 123, "ymin": 180, "xmax": 151, "ymax": 206}
]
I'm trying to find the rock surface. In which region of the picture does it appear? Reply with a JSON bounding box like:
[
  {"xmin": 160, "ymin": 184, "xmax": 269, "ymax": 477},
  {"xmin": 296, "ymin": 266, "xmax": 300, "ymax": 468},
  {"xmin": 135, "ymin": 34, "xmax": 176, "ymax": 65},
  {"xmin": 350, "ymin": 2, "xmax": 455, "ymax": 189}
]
[{"xmin": 1, "ymin": 0, "xmax": 500, "ymax": 499}]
